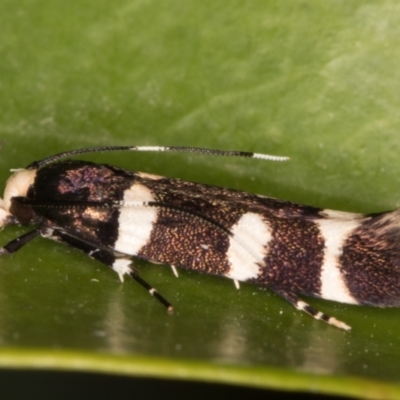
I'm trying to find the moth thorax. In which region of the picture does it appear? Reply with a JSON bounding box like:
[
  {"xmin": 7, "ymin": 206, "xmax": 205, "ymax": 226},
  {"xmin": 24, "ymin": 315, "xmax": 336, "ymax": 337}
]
[{"xmin": 3, "ymin": 169, "xmax": 37, "ymax": 213}]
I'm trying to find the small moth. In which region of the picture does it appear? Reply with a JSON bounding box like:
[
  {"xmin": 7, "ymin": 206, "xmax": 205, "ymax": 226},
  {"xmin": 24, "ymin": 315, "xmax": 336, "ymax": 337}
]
[{"xmin": 0, "ymin": 146, "xmax": 398, "ymax": 331}]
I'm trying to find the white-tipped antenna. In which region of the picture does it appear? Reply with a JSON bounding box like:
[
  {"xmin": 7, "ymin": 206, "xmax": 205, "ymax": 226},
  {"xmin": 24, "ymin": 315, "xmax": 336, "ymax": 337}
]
[
  {"xmin": 252, "ymin": 153, "xmax": 289, "ymax": 162},
  {"xmin": 27, "ymin": 145, "xmax": 289, "ymax": 169}
]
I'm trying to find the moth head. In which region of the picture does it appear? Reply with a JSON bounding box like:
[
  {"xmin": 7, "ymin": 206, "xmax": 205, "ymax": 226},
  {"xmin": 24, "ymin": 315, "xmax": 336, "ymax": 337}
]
[{"xmin": 0, "ymin": 169, "xmax": 37, "ymax": 226}]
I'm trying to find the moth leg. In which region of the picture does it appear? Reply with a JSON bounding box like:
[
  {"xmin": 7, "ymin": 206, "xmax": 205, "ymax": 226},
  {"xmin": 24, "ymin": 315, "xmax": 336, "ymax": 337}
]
[
  {"xmin": 274, "ymin": 289, "xmax": 351, "ymax": 331},
  {"xmin": 48, "ymin": 229, "xmax": 173, "ymax": 313},
  {"xmin": 129, "ymin": 268, "xmax": 173, "ymax": 313},
  {"xmin": 170, "ymin": 265, "xmax": 179, "ymax": 278},
  {"xmin": 0, "ymin": 228, "xmax": 41, "ymax": 255}
]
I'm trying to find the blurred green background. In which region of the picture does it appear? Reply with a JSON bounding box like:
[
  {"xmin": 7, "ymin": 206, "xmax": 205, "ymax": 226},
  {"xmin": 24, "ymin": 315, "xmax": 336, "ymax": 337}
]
[{"xmin": 1, "ymin": 1, "xmax": 400, "ymax": 399}]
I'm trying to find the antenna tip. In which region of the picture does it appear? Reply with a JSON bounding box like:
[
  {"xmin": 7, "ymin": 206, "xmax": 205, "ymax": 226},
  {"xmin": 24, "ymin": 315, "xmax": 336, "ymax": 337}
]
[{"xmin": 253, "ymin": 153, "xmax": 290, "ymax": 162}]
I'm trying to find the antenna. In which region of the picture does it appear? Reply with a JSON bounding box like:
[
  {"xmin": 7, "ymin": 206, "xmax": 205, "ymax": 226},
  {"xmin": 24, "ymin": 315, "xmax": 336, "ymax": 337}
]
[{"xmin": 26, "ymin": 145, "xmax": 289, "ymax": 170}]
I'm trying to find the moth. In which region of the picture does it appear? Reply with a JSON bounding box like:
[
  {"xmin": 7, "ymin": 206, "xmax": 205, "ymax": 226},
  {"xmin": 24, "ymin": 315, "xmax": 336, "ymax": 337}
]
[{"xmin": 0, "ymin": 145, "xmax": 398, "ymax": 331}]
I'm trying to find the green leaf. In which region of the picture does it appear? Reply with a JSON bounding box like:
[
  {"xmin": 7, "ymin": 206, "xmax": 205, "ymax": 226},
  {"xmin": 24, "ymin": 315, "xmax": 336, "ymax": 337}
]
[{"xmin": 1, "ymin": 1, "xmax": 400, "ymax": 398}]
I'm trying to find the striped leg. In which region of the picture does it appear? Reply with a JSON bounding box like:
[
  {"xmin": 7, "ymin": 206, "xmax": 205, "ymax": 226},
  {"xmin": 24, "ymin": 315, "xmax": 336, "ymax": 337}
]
[
  {"xmin": 47, "ymin": 229, "xmax": 173, "ymax": 313},
  {"xmin": 275, "ymin": 289, "xmax": 351, "ymax": 331}
]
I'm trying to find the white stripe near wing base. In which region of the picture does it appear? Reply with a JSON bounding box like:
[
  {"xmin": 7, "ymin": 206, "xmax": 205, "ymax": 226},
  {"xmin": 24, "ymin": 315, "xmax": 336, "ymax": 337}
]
[
  {"xmin": 226, "ymin": 212, "xmax": 272, "ymax": 282},
  {"xmin": 114, "ymin": 184, "xmax": 158, "ymax": 256}
]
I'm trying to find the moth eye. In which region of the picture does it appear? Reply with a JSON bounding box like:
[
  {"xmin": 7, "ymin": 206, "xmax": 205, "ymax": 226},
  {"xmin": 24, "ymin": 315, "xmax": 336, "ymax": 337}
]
[{"xmin": 10, "ymin": 197, "xmax": 34, "ymax": 224}]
